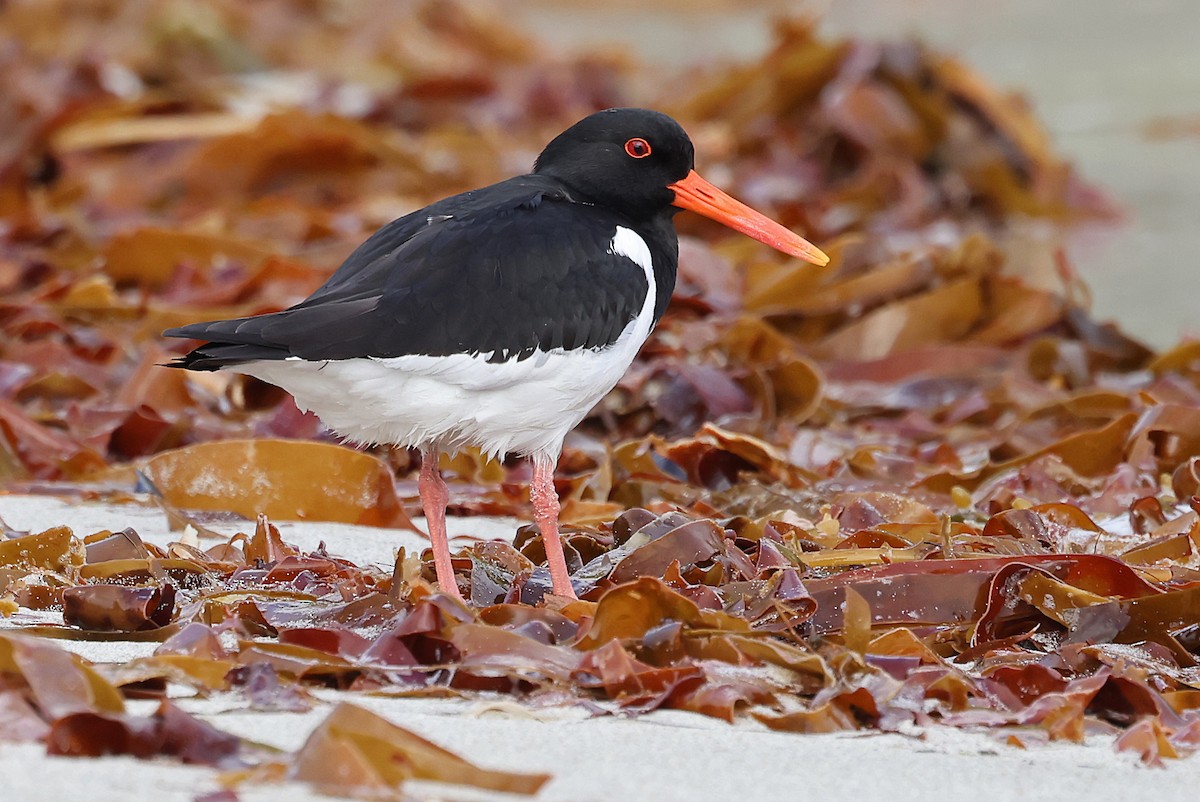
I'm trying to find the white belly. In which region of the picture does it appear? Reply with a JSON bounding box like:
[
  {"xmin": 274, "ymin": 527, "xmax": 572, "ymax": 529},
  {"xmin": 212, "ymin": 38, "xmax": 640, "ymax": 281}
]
[{"xmin": 236, "ymin": 226, "xmax": 657, "ymax": 460}]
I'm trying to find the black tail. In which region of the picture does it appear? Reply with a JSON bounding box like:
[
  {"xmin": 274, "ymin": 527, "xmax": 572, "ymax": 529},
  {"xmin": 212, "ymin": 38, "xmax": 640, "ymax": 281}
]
[
  {"xmin": 163, "ymin": 342, "xmax": 292, "ymax": 371},
  {"xmin": 163, "ymin": 318, "xmax": 291, "ymax": 371}
]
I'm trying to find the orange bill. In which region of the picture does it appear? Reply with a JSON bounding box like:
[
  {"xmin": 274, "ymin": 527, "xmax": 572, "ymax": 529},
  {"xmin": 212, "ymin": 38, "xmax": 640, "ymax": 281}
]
[{"xmin": 668, "ymin": 170, "xmax": 829, "ymax": 266}]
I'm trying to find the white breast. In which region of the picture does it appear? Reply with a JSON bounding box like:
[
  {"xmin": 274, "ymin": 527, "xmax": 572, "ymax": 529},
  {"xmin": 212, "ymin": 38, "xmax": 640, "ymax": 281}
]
[{"xmin": 237, "ymin": 226, "xmax": 657, "ymax": 460}]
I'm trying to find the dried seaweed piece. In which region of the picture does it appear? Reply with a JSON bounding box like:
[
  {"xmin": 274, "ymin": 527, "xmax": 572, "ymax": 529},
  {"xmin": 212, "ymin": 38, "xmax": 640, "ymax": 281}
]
[
  {"xmin": 672, "ymin": 662, "xmax": 779, "ymax": 722},
  {"xmin": 0, "ymin": 526, "xmax": 84, "ymax": 575},
  {"xmin": 806, "ymin": 553, "xmax": 1163, "ymax": 635},
  {"xmin": 1115, "ymin": 718, "xmax": 1181, "ymax": 766},
  {"xmin": 478, "ymin": 604, "xmax": 579, "ymax": 645},
  {"xmin": 140, "ymin": 440, "xmax": 416, "ymax": 528},
  {"xmin": 226, "ymin": 662, "xmax": 312, "ymax": 712},
  {"xmin": 0, "ymin": 398, "xmax": 108, "ymax": 478},
  {"xmin": 469, "ymin": 540, "xmax": 533, "ymax": 605},
  {"xmin": 1071, "ymin": 586, "xmax": 1200, "ymax": 649},
  {"xmin": 448, "ymin": 623, "xmax": 579, "ymax": 683},
  {"xmin": 47, "ymin": 701, "xmax": 244, "ymax": 767},
  {"xmin": 0, "ymin": 632, "xmax": 125, "ymax": 718},
  {"xmin": 235, "ymin": 640, "xmax": 359, "ymax": 683},
  {"xmin": 82, "ymin": 527, "xmax": 150, "ymax": 563},
  {"xmin": 572, "ymin": 638, "xmax": 704, "ymax": 710},
  {"xmin": 279, "ymin": 627, "xmax": 372, "ymax": 660},
  {"xmin": 156, "ymin": 621, "xmax": 227, "ymax": 659},
  {"xmin": 576, "ymin": 578, "xmax": 749, "ymax": 650},
  {"xmin": 46, "ymin": 711, "xmax": 161, "ymax": 759},
  {"xmin": 290, "ymin": 702, "xmax": 550, "ymax": 796},
  {"xmin": 242, "ymin": 514, "xmax": 298, "ymax": 565},
  {"xmin": 78, "ymin": 557, "xmax": 211, "ymax": 587},
  {"xmin": 754, "ymin": 669, "xmax": 895, "ymax": 734},
  {"xmin": 687, "ymin": 633, "xmax": 830, "ymax": 689},
  {"xmin": 609, "ymin": 519, "xmax": 726, "ymax": 583},
  {"xmin": 0, "ymin": 690, "xmax": 50, "ymax": 742},
  {"xmin": 663, "ymin": 423, "xmax": 814, "ymax": 488},
  {"xmin": 104, "ymin": 654, "xmax": 236, "ymax": 693},
  {"xmin": 103, "ymin": 227, "xmax": 273, "ymax": 289},
  {"xmin": 1121, "ymin": 532, "xmax": 1192, "ymax": 565},
  {"xmin": 62, "ymin": 584, "xmax": 176, "ymax": 631}
]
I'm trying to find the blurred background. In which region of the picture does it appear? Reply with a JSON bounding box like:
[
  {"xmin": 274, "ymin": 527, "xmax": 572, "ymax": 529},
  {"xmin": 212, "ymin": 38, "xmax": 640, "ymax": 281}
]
[
  {"xmin": 7, "ymin": 0, "xmax": 1197, "ymax": 346},
  {"xmin": 512, "ymin": 0, "xmax": 1200, "ymax": 349},
  {"xmin": 3, "ymin": 0, "xmax": 1198, "ymax": 481}
]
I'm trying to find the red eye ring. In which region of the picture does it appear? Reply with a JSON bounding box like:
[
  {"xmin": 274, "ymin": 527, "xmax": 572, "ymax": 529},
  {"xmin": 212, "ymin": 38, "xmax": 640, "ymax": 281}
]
[{"xmin": 624, "ymin": 137, "xmax": 652, "ymax": 159}]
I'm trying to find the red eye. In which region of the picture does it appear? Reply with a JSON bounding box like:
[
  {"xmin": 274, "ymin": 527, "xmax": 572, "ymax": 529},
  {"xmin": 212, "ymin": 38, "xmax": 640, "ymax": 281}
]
[{"xmin": 624, "ymin": 137, "xmax": 652, "ymax": 159}]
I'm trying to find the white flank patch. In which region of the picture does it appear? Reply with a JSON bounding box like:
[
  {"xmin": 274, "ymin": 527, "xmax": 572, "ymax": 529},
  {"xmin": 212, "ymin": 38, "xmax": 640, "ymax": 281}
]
[{"xmin": 238, "ymin": 226, "xmax": 657, "ymax": 460}]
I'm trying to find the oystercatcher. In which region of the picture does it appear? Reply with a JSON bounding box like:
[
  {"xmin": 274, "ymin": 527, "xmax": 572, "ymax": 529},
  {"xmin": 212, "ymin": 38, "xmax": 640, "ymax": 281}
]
[{"xmin": 164, "ymin": 108, "xmax": 828, "ymax": 602}]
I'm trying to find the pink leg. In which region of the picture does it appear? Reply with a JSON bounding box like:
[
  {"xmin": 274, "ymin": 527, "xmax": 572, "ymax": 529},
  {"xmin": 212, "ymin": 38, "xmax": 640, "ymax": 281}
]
[
  {"xmin": 418, "ymin": 451, "xmax": 463, "ymax": 601},
  {"xmin": 531, "ymin": 455, "xmax": 577, "ymax": 599}
]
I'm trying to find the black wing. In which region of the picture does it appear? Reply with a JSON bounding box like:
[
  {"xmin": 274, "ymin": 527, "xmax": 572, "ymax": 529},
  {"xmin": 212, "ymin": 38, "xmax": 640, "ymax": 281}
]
[{"xmin": 164, "ymin": 176, "xmax": 655, "ymax": 370}]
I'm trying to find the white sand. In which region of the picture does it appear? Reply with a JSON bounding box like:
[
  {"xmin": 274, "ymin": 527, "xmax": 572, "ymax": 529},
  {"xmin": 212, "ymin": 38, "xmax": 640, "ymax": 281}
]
[
  {"xmin": 1, "ymin": 493, "xmax": 1198, "ymax": 802},
  {"xmin": 0, "ymin": 493, "xmax": 521, "ymax": 566}
]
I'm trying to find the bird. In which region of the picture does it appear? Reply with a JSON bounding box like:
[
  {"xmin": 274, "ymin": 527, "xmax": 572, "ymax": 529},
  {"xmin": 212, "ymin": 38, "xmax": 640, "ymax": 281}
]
[{"xmin": 163, "ymin": 108, "xmax": 828, "ymax": 603}]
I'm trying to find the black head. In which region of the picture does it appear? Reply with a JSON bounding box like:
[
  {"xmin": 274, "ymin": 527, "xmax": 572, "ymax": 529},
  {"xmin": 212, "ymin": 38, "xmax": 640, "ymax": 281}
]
[
  {"xmin": 534, "ymin": 108, "xmax": 695, "ymax": 221},
  {"xmin": 534, "ymin": 108, "xmax": 831, "ymax": 266}
]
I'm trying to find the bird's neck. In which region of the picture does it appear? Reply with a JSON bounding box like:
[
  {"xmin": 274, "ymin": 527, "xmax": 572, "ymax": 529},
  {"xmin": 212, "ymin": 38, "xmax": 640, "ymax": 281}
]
[
  {"xmin": 635, "ymin": 212, "xmax": 680, "ymax": 324},
  {"xmin": 533, "ymin": 172, "xmax": 680, "ymax": 323}
]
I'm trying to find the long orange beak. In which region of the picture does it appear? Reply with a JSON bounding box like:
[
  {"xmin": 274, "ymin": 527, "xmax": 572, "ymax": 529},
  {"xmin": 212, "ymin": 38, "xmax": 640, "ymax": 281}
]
[{"xmin": 668, "ymin": 170, "xmax": 829, "ymax": 266}]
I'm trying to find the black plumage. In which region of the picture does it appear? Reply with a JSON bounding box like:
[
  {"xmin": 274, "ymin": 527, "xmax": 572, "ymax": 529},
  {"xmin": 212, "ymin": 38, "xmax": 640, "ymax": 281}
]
[{"xmin": 166, "ymin": 112, "xmax": 690, "ymax": 370}]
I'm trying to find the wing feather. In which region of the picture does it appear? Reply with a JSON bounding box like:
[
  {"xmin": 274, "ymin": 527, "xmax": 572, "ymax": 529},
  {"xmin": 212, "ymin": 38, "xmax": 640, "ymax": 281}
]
[{"xmin": 164, "ymin": 176, "xmax": 652, "ymax": 370}]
